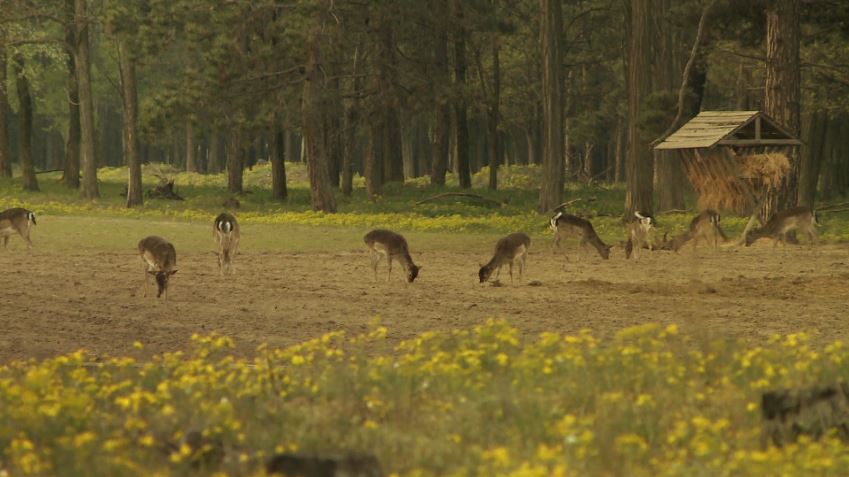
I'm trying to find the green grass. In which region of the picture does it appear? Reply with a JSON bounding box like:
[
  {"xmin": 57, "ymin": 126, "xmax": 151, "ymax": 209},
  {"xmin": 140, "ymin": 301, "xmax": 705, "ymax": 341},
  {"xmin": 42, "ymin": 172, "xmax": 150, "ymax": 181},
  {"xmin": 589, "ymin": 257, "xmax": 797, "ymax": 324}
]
[{"xmin": 2, "ymin": 163, "xmax": 849, "ymax": 245}]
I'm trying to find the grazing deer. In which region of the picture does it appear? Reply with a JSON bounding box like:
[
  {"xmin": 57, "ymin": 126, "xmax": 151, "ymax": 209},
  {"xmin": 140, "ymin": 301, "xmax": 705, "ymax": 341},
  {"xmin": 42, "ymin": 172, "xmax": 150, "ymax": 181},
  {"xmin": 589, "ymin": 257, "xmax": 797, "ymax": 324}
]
[
  {"xmin": 625, "ymin": 211, "xmax": 655, "ymax": 260},
  {"xmin": 745, "ymin": 207, "xmax": 819, "ymax": 247},
  {"xmin": 0, "ymin": 208, "xmax": 36, "ymax": 250},
  {"xmin": 479, "ymin": 232, "xmax": 531, "ymax": 284},
  {"xmin": 364, "ymin": 229, "xmax": 421, "ymax": 283},
  {"xmin": 550, "ymin": 212, "xmax": 612, "ymax": 260},
  {"xmin": 213, "ymin": 212, "xmax": 240, "ymax": 275},
  {"xmin": 682, "ymin": 209, "xmax": 728, "ymax": 251},
  {"xmin": 138, "ymin": 236, "xmax": 178, "ymax": 299}
]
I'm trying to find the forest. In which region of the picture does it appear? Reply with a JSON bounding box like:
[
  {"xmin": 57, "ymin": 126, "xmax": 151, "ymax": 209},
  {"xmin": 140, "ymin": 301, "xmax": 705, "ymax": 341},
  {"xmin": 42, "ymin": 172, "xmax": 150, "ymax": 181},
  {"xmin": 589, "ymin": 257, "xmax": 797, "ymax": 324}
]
[{"xmin": 2, "ymin": 0, "xmax": 848, "ymax": 214}]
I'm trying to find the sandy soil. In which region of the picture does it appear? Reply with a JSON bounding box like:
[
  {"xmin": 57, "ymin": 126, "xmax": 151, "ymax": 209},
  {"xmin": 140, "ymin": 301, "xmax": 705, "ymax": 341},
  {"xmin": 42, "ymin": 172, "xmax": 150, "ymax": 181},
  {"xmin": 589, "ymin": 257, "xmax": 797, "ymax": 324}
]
[{"xmin": 0, "ymin": 241, "xmax": 847, "ymax": 363}]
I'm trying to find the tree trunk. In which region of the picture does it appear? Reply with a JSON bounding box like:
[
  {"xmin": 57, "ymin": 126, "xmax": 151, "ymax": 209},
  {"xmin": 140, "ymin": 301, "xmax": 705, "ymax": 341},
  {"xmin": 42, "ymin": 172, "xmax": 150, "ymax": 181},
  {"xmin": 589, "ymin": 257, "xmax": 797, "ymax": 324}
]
[
  {"xmin": 764, "ymin": 0, "xmax": 801, "ymax": 212},
  {"xmin": 63, "ymin": 26, "xmax": 81, "ymax": 187},
  {"xmin": 366, "ymin": 123, "xmax": 383, "ymax": 200},
  {"xmin": 301, "ymin": 16, "xmax": 337, "ymax": 212},
  {"xmin": 185, "ymin": 122, "xmax": 196, "ymax": 172},
  {"xmin": 342, "ymin": 46, "xmax": 361, "ymax": 196},
  {"xmin": 271, "ymin": 123, "xmax": 287, "ymax": 201},
  {"xmin": 734, "ymin": 60, "xmax": 751, "ymax": 110},
  {"xmin": 118, "ymin": 40, "xmax": 142, "ymax": 207},
  {"xmin": 227, "ymin": 129, "xmax": 243, "ymax": 193},
  {"xmin": 625, "ymin": 0, "xmax": 654, "ymax": 216},
  {"xmin": 453, "ymin": 0, "xmax": 471, "ymax": 188},
  {"xmin": 76, "ymin": 0, "xmax": 98, "ymax": 198},
  {"xmin": 0, "ymin": 46, "xmax": 10, "ymax": 178},
  {"xmin": 798, "ymin": 111, "xmax": 826, "ymax": 207},
  {"xmin": 430, "ymin": 13, "xmax": 450, "ymax": 185},
  {"xmin": 13, "ymin": 56, "xmax": 38, "ymax": 191},
  {"xmin": 537, "ymin": 0, "xmax": 564, "ymax": 212},
  {"xmin": 488, "ymin": 44, "xmax": 501, "ymax": 191},
  {"xmin": 208, "ymin": 132, "xmax": 222, "ymax": 173},
  {"xmin": 614, "ymin": 119, "xmax": 625, "ymax": 183}
]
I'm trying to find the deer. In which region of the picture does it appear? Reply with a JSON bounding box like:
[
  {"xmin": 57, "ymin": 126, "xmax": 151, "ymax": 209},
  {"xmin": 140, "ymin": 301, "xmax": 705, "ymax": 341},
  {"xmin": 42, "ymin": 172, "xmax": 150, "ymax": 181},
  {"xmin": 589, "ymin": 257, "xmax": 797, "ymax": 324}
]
[
  {"xmin": 479, "ymin": 232, "xmax": 531, "ymax": 285},
  {"xmin": 364, "ymin": 229, "xmax": 421, "ymax": 283},
  {"xmin": 213, "ymin": 212, "xmax": 240, "ymax": 275},
  {"xmin": 625, "ymin": 211, "xmax": 655, "ymax": 260},
  {"xmin": 680, "ymin": 209, "xmax": 728, "ymax": 252},
  {"xmin": 745, "ymin": 206, "xmax": 819, "ymax": 248},
  {"xmin": 550, "ymin": 212, "xmax": 612, "ymax": 260},
  {"xmin": 0, "ymin": 208, "xmax": 36, "ymax": 250},
  {"xmin": 138, "ymin": 236, "xmax": 178, "ymax": 299}
]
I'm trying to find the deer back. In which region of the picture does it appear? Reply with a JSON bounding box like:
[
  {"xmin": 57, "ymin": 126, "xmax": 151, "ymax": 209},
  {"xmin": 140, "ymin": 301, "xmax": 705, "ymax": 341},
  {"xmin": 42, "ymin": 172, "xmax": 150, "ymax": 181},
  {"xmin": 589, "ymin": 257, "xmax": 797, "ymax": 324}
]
[
  {"xmin": 0, "ymin": 208, "xmax": 36, "ymax": 233},
  {"xmin": 364, "ymin": 229, "xmax": 410, "ymax": 256},
  {"xmin": 138, "ymin": 236, "xmax": 177, "ymax": 271}
]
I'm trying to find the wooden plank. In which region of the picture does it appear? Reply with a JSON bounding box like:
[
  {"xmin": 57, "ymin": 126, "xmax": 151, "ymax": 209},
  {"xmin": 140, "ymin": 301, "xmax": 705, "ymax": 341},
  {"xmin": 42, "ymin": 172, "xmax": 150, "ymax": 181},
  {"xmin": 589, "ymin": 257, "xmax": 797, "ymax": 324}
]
[{"xmin": 717, "ymin": 139, "xmax": 802, "ymax": 146}]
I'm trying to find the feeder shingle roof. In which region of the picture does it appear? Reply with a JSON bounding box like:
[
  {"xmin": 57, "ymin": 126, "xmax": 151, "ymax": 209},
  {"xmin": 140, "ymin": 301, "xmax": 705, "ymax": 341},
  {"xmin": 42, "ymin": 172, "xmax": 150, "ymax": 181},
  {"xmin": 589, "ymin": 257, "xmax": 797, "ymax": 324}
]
[{"xmin": 654, "ymin": 111, "xmax": 801, "ymax": 150}]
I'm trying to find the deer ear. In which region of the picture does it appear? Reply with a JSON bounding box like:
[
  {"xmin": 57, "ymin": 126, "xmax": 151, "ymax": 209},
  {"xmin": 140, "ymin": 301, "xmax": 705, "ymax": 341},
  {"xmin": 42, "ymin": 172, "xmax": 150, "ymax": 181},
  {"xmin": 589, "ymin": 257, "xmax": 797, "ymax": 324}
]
[
  {"xmin": 147, "ymin": 270, "xmax": 157, "ymax": 276},
  {"xmin": 169, "ymin": 270, "xmax": 178, "ymax": 275}
]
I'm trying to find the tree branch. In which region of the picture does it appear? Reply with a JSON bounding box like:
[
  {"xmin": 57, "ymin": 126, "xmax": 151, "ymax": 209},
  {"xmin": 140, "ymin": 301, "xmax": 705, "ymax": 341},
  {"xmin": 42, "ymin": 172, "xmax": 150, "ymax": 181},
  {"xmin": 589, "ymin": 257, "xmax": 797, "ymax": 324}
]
[{"xmin": 652, "ymin": 0, "xmax": 718, "ymax": 146}]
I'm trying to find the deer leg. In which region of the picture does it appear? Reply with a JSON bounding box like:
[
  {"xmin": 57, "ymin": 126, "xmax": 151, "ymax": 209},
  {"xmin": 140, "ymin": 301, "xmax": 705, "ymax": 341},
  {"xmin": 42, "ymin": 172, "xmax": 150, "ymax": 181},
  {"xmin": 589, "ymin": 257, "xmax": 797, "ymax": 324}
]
[
  {"xmin": 508, "ymin": 261, "xmax": 514, "ymax": 285},
  {"xmin": 370, "ymin": 252, "xmax": 382, "ymax": 282},
  {"xmin": 21, "ymin": 229, "xmax": 32, "ymax": 251},
  {"xmin": 806, "ymin": 226, "xmax": 818, "ymax": 248},
  {"xmin": 387, "ymin": 256, "xmax": 393, "ymax": 282}
]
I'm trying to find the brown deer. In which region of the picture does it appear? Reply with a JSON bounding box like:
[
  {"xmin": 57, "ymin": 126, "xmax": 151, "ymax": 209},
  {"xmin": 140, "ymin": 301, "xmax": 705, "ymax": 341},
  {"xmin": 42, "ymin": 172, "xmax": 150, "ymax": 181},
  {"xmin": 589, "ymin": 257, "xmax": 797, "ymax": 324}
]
[
  {"xmin": 550, "ymin": 212, "xmax": 612, "ymax": 260},
  {"xmin": 682, "ymin": 209, "xmax": 728, "ymax": 251},
  {"xmin": 625, "ymin": 211, "xmax": 655, "ymax": 260},
  {"xmin": 213, "ymin": 212, "xmax": 240, "ymax": 275},
  {"xmin": 479, "ymin": 232, "xmax": 531, "ymax": 284},
  {"xmin": 138, "ymin": 236, "xmax": 178, "ymax": 299},
  {"xmin": 745, "ymin": 207, "xmax": 818, "ymax": 247},
  {"xmin": 364, "ymin": 229, "xmax": 421, "ymax": 283},
  {"xmin": 0, "ymin": 208, "xmax": 36, "ymax": 250}
]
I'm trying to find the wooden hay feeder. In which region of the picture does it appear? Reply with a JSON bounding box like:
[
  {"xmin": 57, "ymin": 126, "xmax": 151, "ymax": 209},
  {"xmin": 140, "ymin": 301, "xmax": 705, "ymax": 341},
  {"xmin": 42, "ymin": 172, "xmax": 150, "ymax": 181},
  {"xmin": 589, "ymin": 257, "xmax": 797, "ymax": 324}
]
[{"xmin": 654, "ymin": 111, "xmax": 801, "ymax": 241}]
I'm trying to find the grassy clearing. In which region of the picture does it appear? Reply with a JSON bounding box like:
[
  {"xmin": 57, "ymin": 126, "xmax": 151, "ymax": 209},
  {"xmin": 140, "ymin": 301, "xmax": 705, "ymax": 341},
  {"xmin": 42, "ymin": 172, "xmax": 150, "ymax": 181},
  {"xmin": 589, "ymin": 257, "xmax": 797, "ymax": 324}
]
[
  {"xmin": 2, "ymin": 322, "xmax": 849, "ymax": 476},
  {"xmin": 3, "ymin": 163, "xmax": 849, "ymax": 244}
]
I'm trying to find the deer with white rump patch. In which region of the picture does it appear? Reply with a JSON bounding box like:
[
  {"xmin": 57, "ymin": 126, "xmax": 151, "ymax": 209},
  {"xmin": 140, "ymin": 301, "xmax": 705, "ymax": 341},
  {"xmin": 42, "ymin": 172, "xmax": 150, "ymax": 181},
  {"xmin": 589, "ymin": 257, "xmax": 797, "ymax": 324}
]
[
  {"xmin": 138, "ymin": 236, "xmax": 178, "ymax": 299},
  {"xmin": 364, "ymin": 229, "xmax": 421, "ymax": 283},
  {"xmin": 0, "ymin": 208, "xmax": 36, "ymax": 250},
  {"xmin": 625, "ymin": 211, "xmax": 655, "ymax": 260},
  {"xmin": 550, "ymin": 212, "xmax": 612, "ymax": 260},
  {"xmin": 479, "ymin": 232, "xmax": 531, "ymax": 284},
  {"xmin": 213, "ymin": 212, "xmax": 240, "ymax": 275},
  {"xmin": 745, "ymin": 207, "xmax": 818, "ymax": 247}
]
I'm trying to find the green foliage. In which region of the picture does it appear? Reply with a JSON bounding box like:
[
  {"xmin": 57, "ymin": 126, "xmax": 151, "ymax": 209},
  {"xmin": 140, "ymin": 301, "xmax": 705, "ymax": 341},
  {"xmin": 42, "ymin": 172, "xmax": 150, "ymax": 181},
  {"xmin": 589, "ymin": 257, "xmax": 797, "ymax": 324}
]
[{"xmin": 2, "ymin": 164, "xmax": 848, "ymax": 243}]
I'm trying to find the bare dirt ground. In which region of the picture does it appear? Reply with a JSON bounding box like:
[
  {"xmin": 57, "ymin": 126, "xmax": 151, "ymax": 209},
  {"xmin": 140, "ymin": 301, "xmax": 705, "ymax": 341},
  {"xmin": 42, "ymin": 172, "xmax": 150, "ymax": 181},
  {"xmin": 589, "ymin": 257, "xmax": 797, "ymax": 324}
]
[{"xmin": 0, "ymin": 239, "xmax": 847, "ymax": 363}]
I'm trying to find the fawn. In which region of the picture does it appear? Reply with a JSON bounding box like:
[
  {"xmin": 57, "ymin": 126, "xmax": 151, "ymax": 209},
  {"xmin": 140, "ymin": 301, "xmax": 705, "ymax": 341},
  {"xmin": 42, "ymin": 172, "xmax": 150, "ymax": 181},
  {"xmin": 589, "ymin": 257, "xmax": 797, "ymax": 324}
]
[
  {"xmin": 364, "ymin": 229, "xmax": 421, "ymax": 283},
  {"xmin": 745, "ymin": 207, "xmax": 818, "ymax": 247},
  {"xmin": 479, "ymin": 232, "xmax": 531, "ymax": 284},
  {"xmin": 138, "ymin": 236, "xmax": 178, "ymax": 299},
  {"xmin": 550, "ymin": 212, "xmax": 612, "ymax": 260},
  {"xmin": 0, "ymin": 208, "xmax": 36, "ymax": 250},
  {"xmin": 213, "ymin": 212, "xmax": 240, "ymax": 275},
  {"xmin": 625, "ymin": 211, "xmax": 655, "ymax": 260}
]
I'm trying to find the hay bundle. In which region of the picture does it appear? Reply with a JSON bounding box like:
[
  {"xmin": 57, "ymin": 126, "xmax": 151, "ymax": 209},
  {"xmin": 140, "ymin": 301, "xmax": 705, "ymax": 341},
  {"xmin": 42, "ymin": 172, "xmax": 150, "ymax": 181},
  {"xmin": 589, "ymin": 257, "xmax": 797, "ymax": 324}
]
[
  {"xmin": 738, "ymin": 153, "xmax": 790, "ymax": 189},
  {"xmin": 683, "ymin": 150, "xmax": 754, "ymax": 213}
]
